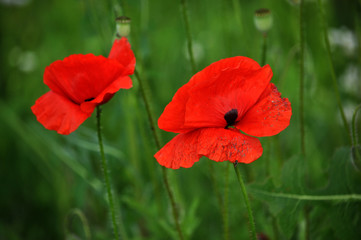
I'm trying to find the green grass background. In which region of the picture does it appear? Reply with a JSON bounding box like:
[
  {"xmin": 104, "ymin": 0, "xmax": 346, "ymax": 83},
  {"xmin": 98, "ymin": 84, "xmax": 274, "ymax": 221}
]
[{"xmin": 0, "ymin": 0, "xmax": 361, "ymax": 239}]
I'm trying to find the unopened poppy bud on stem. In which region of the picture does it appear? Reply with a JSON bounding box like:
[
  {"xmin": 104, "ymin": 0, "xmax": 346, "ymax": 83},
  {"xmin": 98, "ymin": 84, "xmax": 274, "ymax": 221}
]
[
  {"xmin": 254, "ymin": 8, "xmax": 273, "ymax": 34},
  {"xmin": 116, "ymin": 16, "xmax": 131, "ymax": 38}
]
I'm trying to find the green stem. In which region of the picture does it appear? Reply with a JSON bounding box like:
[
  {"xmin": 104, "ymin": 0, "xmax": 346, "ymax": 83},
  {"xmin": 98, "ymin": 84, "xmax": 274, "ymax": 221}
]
[
  {"xmin": 352, "ymin": 104, "xmax": 361, "ymax": 166},
  {"xmin": 249, "ymin": 188, "xmax": 361, "ymax": 201},
  {"xmin": 223, "ymin": 164, "xmax": 230, "ymax": 240},
  {"xmin": 233, "ymin": 164, "xmax": 257, "ymax": 240},
  {"xmin": 180, "ymin": 0, "xmax": 196, "ymax": 74},
  {"xmin": 317, "ymin": 0, "xmax": 352, "ymax": 144},
  {"xmin": 134, "ymin": 70, "xmax": 162, "ymax": 148},
  {"xmin": 96, "ymin": 106, "xmax": 125, "ymax": 240},
  {"xmin": 352, "ymin": 104, "xmax": 361, "ymax": 146},
  {"xmin": 272, "ymin": 216, "xmax": 279, "ymax": 240},
  {"xmin": 134, "ymin": 70, "xmax": 185, "ymax": 240},
  {"xmin": 299, "ymin": 0, "xmax": 306, "ymax": 156},
  {"xmin": 299, "ymin": 3, "xmax": 309, "ymax": 238},
  {"xmin": 208, "ymin": 163, "xmax": 223, "ymax": 210},
  {"xmin": 261, "ymin": 33, "xmax": 268, "ymax": 66},
  {"xmin": 161, "ymin": 167, "xmax": 185, "ymax": 240},
  {"xmin": 65, "ymin": 208, "xmax": 91, "ymax": 240}
]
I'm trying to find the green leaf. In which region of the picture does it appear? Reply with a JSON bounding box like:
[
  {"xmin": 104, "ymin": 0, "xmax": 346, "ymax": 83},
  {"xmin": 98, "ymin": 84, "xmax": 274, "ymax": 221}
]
[
  {"xmin": 314, "ymin": 147, "xmax": 361, "ymax": 195},
  {"xmin": 249, "ymin": 155, "xmax": 305, "ymax": 238}
]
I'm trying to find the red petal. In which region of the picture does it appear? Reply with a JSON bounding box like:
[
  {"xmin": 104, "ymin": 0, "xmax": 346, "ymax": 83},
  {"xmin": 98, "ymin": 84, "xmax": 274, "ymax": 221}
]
[
  {"xmin": 154, "ymin": 130, "xmax": 202, "ymax": 169},
  {"xmin": 158, "ymin": 57, "xmax": 272, "ymax": 133},
  {"xmin": 154, "ymin": 128, "xmax": 263, "ymax": 169},
  {"xmin": 80, "ymin": 76, "xmax": 132, "ymax": 112},
  {"xmin": 43, "ymin": 54, "xmax": 126, "ymax": 105},
  {"xmin": 198, "ymin": 128, "xmax": 263, "ymax": 164},
  {"xmin": 236, "ymin": 83, "xmax": 292, "ymax": 137},
  {"xmin": 108, "ymin": 37, "xmax": 136, "ymax": 75},
  {"xmin": 31, "ymin": 91, "xmax": 93, "ymax": 135}
]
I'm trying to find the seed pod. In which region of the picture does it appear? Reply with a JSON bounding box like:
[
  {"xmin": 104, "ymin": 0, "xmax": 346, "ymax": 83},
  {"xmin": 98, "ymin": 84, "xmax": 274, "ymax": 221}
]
[
  {"xmin": 116, "ymin": 16, "xmax": 131, "ymax": 38},
  {"xmin": 254, "ymin": 8, "xmax": 273, "ymax": 33}
]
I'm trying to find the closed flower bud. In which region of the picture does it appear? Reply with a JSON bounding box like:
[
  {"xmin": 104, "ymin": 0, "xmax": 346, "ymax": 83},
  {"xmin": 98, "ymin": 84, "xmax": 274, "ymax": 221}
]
[
  {"xmin": 254, "ymin": 8, "xmax": 273, "ymax": 33},
  {"xmin": 116, "ymin": 16, "xmax": 131, "ymax": 38}
]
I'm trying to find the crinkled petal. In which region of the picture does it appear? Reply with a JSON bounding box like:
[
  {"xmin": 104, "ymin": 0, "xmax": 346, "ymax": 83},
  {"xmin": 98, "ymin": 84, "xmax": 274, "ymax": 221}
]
[
  {"xmin": 154, "ymin": 129, "xmax": 202, "ymax": 169},
  {"xmin": 31, "ymin": 91, "xmax": 93, "ymax": 135},
  {"xmin": 236, "ymin": 83, "xmax": 292, "ymax": 137},
  {"xmin": 158, "ymin": 57, "xmax": 272, "ymax": 133},
  {"xmin": 154, "ymin": 128, "xmax": 263, "ymax": 169},
  {"xmin": 198, "ymin": 128, "xmax": 263, "ymax": 163},
  {"xmin": 108, "ymin": 37, "xmax": 136, "ymax": 75},
  {"xmin": 44, "ymin": 54, "xmax": 126, "ymax": 104}
]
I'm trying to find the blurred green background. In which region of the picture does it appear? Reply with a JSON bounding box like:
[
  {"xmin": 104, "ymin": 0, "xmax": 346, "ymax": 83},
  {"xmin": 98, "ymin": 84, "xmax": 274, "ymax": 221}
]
[{"xmin": 1, "ymin": 0, "xmax": 361, "ymax": 239}]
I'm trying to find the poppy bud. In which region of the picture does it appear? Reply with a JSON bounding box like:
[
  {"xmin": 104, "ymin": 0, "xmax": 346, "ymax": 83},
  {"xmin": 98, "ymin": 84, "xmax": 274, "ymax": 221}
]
[
  {"xmin": 254, "ymin": 8, "xmax": 273, "ymax": 33},
  {"xmin": 116, "ymin": 16, "xmax": 131, "ymax": 38}
]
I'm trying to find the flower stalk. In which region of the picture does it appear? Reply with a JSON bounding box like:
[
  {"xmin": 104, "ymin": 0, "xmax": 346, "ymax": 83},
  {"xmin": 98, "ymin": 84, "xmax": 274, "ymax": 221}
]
[
  {"xmin": 233, "ymin": 163, "xmax": 257, "ymax": 240},
  {"xmin": 352, "ymin": 104, "xmax": 361, "ymax": 147},
  {"xmin": 223, "ymin": 164, "xmax": 230, "ymax": 240},
  {"xmin": 299, "ymin": 0, "xmax": 306, "ymax": 156},
  {"xmin": 180, "ymin": 0, "xmax": 196, "ymax": 74},
  {"xmin": 134, "ymin": 70, "xmax": 185, "ymax": 240},
  {"xmin": 317, "ymin": 0, "xmax": 352, "ymax": 144},
  {"xmin": 96, "ymin": 106, "xmax": 127, "ymax": 240},
  {"xmin": 352, "ymin": 104, "xmax": 361, "ymax": 165}
]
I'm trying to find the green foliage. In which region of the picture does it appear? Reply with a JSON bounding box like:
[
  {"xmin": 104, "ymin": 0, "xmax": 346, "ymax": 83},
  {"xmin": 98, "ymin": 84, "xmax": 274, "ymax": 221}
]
[{"xmin": 1, "ymin": 0, "xmax": 361, "ymax": 239}]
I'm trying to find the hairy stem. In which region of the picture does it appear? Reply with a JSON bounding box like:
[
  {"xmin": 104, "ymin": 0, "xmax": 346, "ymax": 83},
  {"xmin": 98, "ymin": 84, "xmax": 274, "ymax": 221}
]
[
  {"xmin": 223, "ymin": 164, "xmax": 230, "ymax": 240},
  {"xmin": 352, "ymin": 104, "xmax": 361, "ymax": 166},
  {"xmin": 180, "ymin": 0, "xmax": 196, "ymax": 74},
  {"xmin": 317, "ymin": 0, "xmax": 352, "ymax": 144},
  {"xmin": 134, "ymin": 70, "xmax": 185, "ymax": 240},
  {"xmin": 299, "ymin": 0, "xmax": 306, "ymax": 156},
  {"xmin": 352, "ymin": 104, "xmax": 361, "ymax": 147},
  {"xmin": 233, "ymin": 164, "xmax": 257, "ymax": 240},
  {"xmin": 97, "ymin": 106, "xmax": 127, "ymax": 240}
]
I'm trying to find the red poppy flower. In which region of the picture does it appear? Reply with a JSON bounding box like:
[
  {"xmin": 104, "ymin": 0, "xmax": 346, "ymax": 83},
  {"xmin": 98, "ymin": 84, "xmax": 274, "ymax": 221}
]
[
  {"xmin": 154, "ymin": 56, "xmax": 292, "ymax": 169},
  {"xmin": 31, "ymin": 37, "xmax": 135, "ymax": 135}
]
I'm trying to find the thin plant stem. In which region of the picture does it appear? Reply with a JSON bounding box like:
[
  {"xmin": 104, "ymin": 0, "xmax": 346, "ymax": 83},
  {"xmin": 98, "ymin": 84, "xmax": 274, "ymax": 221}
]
[
  {"xmin": 161, "ymin": 167, "xmax": 184, "ymax": 240},
  {"xmin": 231, "ymin": 0, "xmax": 242, "ymax": 30},
  {"xmin": 317, "ymin": 0, "xmax": 352, "ymax": 144},
  {"xmin": 299, "ymin": 2, "xmax": 309, "ymax": 239},
  {"xmin": 233, "ymin": 164, "xmax": 257, "ymax": 240},
  {"xmin": 261, "ymin": 33, "xmax": 268, "ymax": 66},
  {"xmin": 179, "ymin": 0, "xmax": 224, "ymax": 233},
  {"xmin": 96, "ymin": 106, "xmax": 126, "ymax": 240},
  {"xmin": 208, "ymin": 163, "xmax": 223, "ymax": 209},
  {"xmin": 352, "ymin": 104, "xmax": 361, "ymax": 146},
  {"xmin": 180, "ymin": 0, "xmax": 196, "ymax": 74},
  {"xmin": 249, "ymin": 188, "xmax": 361, "ymax": 201},
  {"xmin": 352, "ymin": 104, "xmax": 361, "ymax": 165},
  {"xmin": 64, "ymin": 208, "xmax": 91, "ymax": 240},
  {"xmin": 223, "ymin": 164, "xmax": 230, "ymax": 240},
  {"xmin": 272, "ymin": 216, "xmax": 279, "ymax": 240},
  {"xmin": 208, "ymin": 162, "xmax": 227, "ymax": 238},
  {"xmin": 134, "ymin": 70, "xmax": 162, "ymax": 148},
  {"xmin": 299, "ymin": 0, "xmax": 306, "ymax": 156},
  {"xmin": 134, "ymin": 70, "xmax": 185, "ymax": 240}
]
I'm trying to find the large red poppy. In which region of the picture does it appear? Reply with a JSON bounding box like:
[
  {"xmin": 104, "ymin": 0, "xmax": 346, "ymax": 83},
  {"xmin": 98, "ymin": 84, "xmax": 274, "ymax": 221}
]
[
  {"xmin": 154, "ymin": 57, "xmax": 292, "ymax": 169},
  {"xmin": 31, "ymin": 37, "xmax": 135, "ymax": 135}
]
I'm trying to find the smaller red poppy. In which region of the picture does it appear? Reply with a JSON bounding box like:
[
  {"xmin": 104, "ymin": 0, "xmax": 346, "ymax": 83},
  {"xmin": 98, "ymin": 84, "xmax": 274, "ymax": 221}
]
[
  {"xmin": 31, "ymin": 37, "xmax": 135, "ymax": 135},
  {"xmin": 154, "ymin": 56, "xmax": 292, "ymax": 169}
]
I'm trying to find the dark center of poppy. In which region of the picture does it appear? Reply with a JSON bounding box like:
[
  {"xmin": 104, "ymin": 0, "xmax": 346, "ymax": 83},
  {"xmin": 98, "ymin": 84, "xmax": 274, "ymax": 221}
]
[
  {"xmin": 84, "ymin": 97, "xmax": 95, "ymax": 102},
  {"xmin": 224, "ymin": 109, "xmax": 238, "ymax": 128}
]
